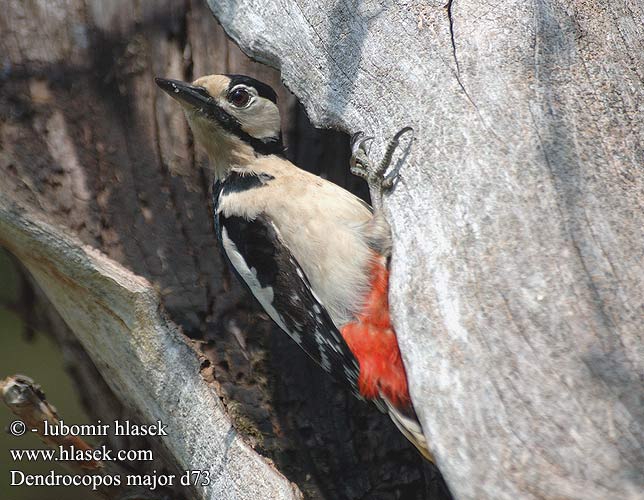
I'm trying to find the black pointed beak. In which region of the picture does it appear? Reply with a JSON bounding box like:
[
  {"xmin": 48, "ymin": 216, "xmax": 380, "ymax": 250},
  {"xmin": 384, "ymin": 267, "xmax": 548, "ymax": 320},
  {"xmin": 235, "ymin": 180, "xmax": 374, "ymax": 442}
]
[{"xmin": 155, "ymin": 77, "xmax": 212, "ymax": 108}]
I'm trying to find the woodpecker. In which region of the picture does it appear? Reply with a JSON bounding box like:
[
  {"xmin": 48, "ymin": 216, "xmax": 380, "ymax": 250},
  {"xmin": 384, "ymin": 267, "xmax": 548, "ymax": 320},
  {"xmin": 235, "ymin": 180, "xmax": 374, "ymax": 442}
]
[{"xmin": 156, "ymin": 74, "xmax": 432, "ymax": 461}]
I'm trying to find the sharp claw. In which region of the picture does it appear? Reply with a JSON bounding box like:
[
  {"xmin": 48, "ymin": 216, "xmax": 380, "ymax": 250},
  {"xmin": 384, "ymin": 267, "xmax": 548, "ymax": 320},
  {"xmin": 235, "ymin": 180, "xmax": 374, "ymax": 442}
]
[
  {"xmin": 350, "ymin": 131, "xmax": 364, "ymax": 148},
  {"xmin": 350, "ymin": 166, "xmax": 369, "ymax": 180},
  {"xmin": 383, "ymin": 169, "xmax": 400, "ymax": 189},
  {"xmin": 351, "ymin": 132, "xmax": 374, "ymax": 151},
  {"xmin": 350, "ymin": 126, "xmax": 413, "ymax": 199},
  {"xmin": 392, "ymin": 126, "xmax": 414, "ymax": 142},
  {"xmin": 375, "ymin": 127, "xmax": 414, "ymax": 176},
  {"xmin": 350, "ymin": 133, "xmax": 375, "ymax": 171},
  {"xmin": 357, "ymin": 136, "xmax": 374, "ymax": 154},
  {"xmin": 351, "ymin": 134, "xmax": 366, "ymax": 156}
]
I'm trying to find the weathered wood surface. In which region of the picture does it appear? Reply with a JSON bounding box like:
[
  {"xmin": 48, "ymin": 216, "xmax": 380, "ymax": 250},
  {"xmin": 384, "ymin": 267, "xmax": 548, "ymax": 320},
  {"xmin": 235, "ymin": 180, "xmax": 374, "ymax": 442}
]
[
  {"xmin": 208, "ymin": 1, "xmax": 644, "ymax": 499},
  {"xmin": 0, "ymin": 0, "xmax": 447, "ymax": 499}
]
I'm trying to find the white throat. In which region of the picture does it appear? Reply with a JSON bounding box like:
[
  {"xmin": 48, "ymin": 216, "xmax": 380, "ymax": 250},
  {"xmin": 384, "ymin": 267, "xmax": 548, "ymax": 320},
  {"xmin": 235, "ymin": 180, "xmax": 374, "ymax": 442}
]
[{"xmin": 186, "ymin": 112, "xmax": 256, "ymax": 180}]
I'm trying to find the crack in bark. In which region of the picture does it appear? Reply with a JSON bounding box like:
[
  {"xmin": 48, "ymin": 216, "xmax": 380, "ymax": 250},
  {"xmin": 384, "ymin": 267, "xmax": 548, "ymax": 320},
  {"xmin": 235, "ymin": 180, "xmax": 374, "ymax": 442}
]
[
  {"xmin": 446, "ymin": 0, "xmax": 461, "ymax": 79},
  {"xmin": 445, "ymin": 0, "xmax": 471, "ymax": 101},
  {"xmin": 445, "ymin": 0, "xmax": 500, "ymax": 140}
]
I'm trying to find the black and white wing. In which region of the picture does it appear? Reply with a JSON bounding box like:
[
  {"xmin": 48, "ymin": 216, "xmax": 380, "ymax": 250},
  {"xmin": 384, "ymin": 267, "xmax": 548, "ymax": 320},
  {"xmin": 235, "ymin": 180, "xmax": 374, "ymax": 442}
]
[{"xmin": 213, "ymin": 185, "xmax": 361, "ymax": 394}]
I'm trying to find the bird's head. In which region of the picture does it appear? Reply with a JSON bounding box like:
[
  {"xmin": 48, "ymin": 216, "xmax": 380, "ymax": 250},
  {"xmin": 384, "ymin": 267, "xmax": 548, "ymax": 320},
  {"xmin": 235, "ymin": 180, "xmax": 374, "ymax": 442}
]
[{"xmin": 155, "ymin": 74, "xmax": 283, "ymax": 178}]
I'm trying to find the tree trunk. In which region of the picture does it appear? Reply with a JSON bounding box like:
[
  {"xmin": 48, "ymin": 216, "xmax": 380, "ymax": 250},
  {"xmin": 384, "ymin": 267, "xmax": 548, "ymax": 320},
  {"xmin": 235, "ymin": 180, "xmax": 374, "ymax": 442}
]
[
  {"xmin": 207, "ymin": 1, "xmax": 644, "ymax": 499},
  {"xmin": 0, "ymin": 1, "xmax": 446, "ymax": 499}
]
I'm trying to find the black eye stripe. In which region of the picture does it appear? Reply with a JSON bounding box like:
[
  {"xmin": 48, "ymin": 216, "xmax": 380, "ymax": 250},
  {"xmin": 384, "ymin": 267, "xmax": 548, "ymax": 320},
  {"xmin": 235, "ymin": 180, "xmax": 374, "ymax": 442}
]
[{"xmin": 200, "ymin": 102, "xmax": 284, "ymax": 156}]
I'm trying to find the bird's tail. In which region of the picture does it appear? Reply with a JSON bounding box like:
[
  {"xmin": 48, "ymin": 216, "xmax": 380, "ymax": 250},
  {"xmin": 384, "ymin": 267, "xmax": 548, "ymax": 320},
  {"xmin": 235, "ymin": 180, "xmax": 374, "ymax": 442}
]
[{"xmin": 382, "ymin": 396, "xmax": 434, "ymax": 462}]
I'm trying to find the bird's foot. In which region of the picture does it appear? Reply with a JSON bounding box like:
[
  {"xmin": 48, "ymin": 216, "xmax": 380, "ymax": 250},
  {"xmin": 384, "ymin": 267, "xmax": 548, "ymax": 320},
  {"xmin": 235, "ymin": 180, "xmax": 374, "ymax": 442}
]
[{"xmin": 350, "ymin": 127, "xmax": 414, "ymax": 208}]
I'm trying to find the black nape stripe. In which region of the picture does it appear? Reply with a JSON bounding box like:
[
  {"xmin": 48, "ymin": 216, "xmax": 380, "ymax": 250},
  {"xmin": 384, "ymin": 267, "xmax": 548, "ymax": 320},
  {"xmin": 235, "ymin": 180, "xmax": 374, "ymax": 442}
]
[
  {"xmin": 222, "ymin": 171, "xmax": 275, "ymax": 195},
  {"xmin": 226, "ymin": 74, "xmax": 278, "ymax": 104}
]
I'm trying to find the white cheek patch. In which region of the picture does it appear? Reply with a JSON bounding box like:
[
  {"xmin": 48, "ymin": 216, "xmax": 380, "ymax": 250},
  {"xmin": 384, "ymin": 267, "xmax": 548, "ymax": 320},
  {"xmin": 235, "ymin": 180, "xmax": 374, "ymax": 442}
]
[
  {"xmin": 223, "ymin": 97, "xmax": 281, "ymax": 141},
  {"xmin": 221, "ymin": 227, "xmax": 302, "ymax": 344}
]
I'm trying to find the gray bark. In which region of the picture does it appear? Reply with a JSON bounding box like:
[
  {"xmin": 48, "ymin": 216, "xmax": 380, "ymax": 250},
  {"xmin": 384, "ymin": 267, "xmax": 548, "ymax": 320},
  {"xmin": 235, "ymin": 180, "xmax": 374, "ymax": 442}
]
[{"xmin": 208, "ymin": 1, "xmax": 644, "ymax": 499}]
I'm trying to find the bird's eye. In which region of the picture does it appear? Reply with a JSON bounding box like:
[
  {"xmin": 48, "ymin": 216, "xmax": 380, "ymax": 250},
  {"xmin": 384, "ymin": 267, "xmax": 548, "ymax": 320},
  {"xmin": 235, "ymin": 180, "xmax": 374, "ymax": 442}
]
[{"xmin": 228, "ymin": 87, "xmax": 252, "ymax": 108}]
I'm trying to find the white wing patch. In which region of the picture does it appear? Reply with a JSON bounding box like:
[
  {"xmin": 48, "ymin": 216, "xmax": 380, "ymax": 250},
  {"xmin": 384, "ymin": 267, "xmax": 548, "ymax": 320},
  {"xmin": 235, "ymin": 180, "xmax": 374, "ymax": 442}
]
[{"xmin": 221, "ymin": 226, "xmax": 302, "ymax": 344}]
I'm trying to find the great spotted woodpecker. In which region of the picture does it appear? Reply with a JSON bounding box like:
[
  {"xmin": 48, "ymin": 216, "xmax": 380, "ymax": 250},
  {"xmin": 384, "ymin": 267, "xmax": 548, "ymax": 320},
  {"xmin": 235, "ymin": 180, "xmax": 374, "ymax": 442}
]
[{"xmin": 156, "ymin": 74, "xmax": 432, "ymax": 461}]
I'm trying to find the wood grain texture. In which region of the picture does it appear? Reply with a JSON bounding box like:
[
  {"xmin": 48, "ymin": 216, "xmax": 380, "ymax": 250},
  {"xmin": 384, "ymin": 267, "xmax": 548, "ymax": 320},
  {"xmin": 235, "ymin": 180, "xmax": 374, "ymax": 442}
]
[{"xmin": 207, "ymin": 0, "xmax": 644, "ymax": 498}]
